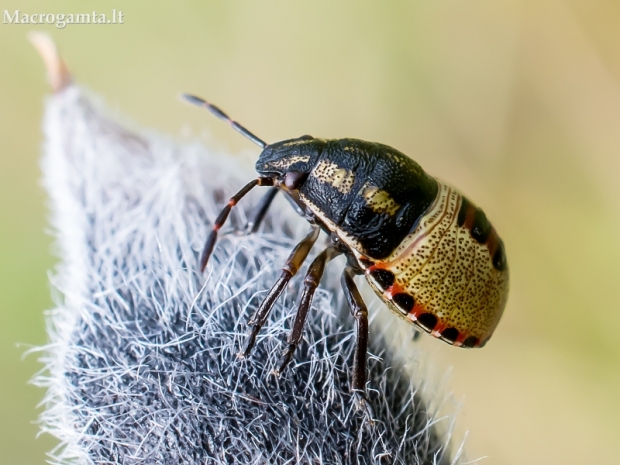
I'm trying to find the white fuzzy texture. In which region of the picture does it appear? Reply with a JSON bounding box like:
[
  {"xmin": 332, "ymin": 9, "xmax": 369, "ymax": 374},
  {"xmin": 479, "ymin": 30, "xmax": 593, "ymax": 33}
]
[{"xmin": 34, "ymin": 84, "xmax": 465, "ymax": 464}]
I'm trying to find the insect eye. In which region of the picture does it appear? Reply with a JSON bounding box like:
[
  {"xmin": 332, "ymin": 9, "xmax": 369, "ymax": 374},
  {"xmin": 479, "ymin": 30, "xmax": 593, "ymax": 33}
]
[{"xmin": 283, "ymin": 171, "xmax": 308, "ymax": 190}]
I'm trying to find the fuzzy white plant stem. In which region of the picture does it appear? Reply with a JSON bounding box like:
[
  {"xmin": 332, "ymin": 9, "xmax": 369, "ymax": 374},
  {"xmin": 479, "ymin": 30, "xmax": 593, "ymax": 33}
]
[{"xmin": 32, "ymin": 37, "xmax": 463, "ymax": 464}]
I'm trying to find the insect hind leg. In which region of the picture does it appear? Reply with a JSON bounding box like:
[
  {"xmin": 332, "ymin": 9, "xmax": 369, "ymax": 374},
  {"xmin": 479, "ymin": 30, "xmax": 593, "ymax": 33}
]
[
  {"xmin": 273, "ymin": 246, "xmax": 341, "ymax": 375},
  {"xmin": 341, "ymin": 266, "xmax": 375, "ymax": 421}
]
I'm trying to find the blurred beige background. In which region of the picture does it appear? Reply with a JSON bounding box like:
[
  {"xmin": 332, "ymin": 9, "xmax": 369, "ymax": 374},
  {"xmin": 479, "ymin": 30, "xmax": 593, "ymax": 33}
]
[{"xmin": 1, "ymin": 1, "xmax": 620, "ymax": 463}]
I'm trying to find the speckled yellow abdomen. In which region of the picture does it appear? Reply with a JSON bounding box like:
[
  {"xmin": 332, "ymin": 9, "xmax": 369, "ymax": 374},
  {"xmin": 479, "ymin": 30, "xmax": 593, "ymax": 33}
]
[{"xmin": 361, "ymin": 182, "xmax": 509, "ymax": 348}]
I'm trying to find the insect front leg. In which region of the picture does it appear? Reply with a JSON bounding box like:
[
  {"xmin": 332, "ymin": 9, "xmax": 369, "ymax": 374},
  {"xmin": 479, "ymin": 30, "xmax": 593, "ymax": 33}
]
[
  {"xmin": 274, "ymin": 246, "xmax": 342, "ymax": 375},
  {"xmin": 341, "ymin": 266, "xmax": 375, "ymax": 421},
  {"xmin": 199, "ymin": 177, "xmax": 274, "ymax": 272},
  {"xmin": 238, "ymin": 226, "xmax": 321, "ymax": 358}
]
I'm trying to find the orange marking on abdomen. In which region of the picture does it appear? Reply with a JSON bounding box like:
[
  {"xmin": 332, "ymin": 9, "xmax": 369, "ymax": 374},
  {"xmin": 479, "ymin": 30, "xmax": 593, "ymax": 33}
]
[
  {"xmin": 431, "ymin": 321, "xmax": 447, "ymax": 338},
  {"xmin": 454, "ymin": 332, "xmax": 468, "ymax": 347},
  {"xmin": 486, "ymin": 228, "xmax": 500, "ymax": 257},
  {"xmin": 367, "ymin": 263, "xmax": 385, "ymax": 272},
  {"xmin": 383, "ymin": 282, "xmax": 405, "ymax": 298},
  {"xmin": 463, "ymin": 204, "xmax": 476, "ymax": 230},
  {"xmin": 407, "ymin": 303, "xmax": 426, "ymax": 321}
]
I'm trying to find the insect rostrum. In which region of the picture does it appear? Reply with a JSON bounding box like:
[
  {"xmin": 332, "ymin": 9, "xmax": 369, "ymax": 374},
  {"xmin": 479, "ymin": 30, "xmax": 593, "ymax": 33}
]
[{"xmin": 185, "ymin": 94, "xmax": 509, "ymax": 415}]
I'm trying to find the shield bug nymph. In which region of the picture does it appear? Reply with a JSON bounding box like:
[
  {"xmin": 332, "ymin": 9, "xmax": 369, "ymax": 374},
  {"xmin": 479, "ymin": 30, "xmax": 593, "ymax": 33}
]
[{"xmin": 184, "ymin": 94, "xmax": 509, "ymax": 416}]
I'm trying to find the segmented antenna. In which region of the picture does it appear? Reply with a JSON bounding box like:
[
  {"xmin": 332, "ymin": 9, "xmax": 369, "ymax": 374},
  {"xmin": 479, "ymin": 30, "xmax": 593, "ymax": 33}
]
[{"xmin": 182, "ymin": 94, "xmax": 267, "ymax": 148}]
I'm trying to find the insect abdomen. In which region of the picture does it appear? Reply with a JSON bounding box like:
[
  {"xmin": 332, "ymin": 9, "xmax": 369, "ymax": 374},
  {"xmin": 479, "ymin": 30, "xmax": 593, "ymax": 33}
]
[{"xmin": 363, "ymin": 182, "xmax": 509, "ymax": 348}]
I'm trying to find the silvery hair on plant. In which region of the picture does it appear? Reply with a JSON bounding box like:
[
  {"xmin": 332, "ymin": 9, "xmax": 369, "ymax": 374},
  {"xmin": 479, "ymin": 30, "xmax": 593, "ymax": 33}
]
[{"xmin": 30, "ymin": 33, "xmax": 467, "ymax": 465}]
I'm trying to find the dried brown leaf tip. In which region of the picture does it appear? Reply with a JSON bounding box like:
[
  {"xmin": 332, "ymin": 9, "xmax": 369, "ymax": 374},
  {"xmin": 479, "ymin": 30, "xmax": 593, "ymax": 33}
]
[{"xmin": 28, "ymin": 32, "xmax": 72, "ymax": 93}]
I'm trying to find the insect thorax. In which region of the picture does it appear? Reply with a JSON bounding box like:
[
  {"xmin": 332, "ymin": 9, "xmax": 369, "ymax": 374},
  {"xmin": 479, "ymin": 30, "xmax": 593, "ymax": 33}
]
[{"xmin": 297, "ymin": 138, "xmax": 438, "ymax": 259}]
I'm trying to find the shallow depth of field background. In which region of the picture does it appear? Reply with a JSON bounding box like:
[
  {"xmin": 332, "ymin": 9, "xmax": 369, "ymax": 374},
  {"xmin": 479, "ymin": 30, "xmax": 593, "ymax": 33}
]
[{"xmin": 2, "ymin": 1, "xmax": 620, "ymax": 464}]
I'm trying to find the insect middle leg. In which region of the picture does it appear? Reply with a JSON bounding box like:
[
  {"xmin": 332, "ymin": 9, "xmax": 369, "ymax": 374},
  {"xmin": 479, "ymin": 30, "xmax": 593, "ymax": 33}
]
[
  {"xmin": 274, "ymin": 246, "xmax": 342, "ymax": 375},
  {"xmin": 243, "ymin": 186, "xmax": 279, "ymax": 234},
  {"xmin": 341, "ymin": 266, "xmax": 374, "ymax": 420},
  {"xmin": 239, "ymin": 226, "xmax": 321, "ymax": 358}
]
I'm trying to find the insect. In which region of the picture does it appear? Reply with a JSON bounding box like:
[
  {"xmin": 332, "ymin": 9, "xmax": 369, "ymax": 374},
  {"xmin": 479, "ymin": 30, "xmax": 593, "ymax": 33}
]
[{"xmin": 184, "ymin": 94, "xmax": 509, "ymax": 415}]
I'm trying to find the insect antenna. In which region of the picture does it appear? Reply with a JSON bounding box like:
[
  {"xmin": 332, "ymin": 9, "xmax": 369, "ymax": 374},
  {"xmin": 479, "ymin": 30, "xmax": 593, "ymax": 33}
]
[{"xmin": 182, "ymin": 94, "xmax": 267, "ymax": 148}]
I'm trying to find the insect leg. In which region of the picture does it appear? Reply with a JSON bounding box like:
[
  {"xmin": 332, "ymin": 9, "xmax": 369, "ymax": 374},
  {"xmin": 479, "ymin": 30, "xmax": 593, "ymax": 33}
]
[
  {"xmin": 239, "ymin": 226, "xmax": 320, "ymax": 357},
  {"xmin": 244, "ymin": 186, "xmax": 279, "ymax": 234},
  {"xmin": 200, "ymin": 177, "xmax": 274, "ymax": 272},
  {"xmin": 274, "ymin": 246, "xmax": 342, "ymax": 375},
  {"xmin": 341, "ymin": 266, "xmax": 375, "ymax": 420}
]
